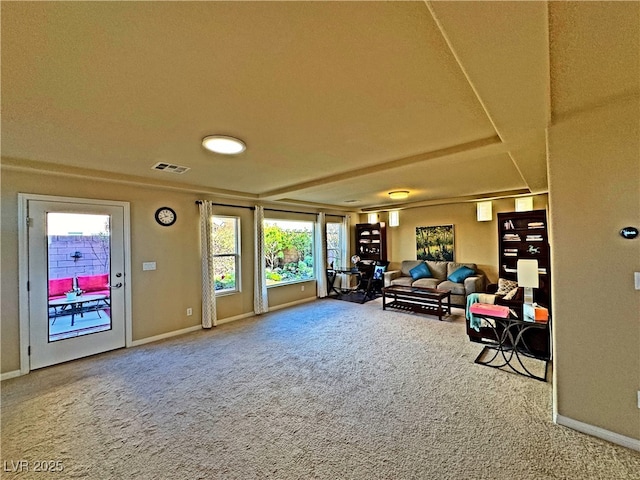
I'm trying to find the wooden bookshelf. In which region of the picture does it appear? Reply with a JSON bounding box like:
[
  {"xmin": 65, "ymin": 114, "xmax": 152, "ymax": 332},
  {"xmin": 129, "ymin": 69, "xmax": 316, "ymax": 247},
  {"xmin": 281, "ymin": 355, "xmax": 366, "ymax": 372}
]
[
  {"xmin": 498, "ymin": 210, "xmax": 551, "ymax": 308},
  {"xmin": 355, "ymin": 223, "xmax": 387, "ymax": 262}
]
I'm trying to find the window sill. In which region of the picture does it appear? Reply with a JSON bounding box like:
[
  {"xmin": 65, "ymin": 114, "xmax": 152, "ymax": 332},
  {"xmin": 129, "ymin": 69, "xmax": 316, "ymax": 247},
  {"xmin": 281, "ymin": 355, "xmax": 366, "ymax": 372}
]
[
  {"xmin": 266, "ymin": 279, "xmax": 316, "ymax": 289},
  {"xmin": 215, "ymin": 289, "xmax": 240, "ymax": 297}
]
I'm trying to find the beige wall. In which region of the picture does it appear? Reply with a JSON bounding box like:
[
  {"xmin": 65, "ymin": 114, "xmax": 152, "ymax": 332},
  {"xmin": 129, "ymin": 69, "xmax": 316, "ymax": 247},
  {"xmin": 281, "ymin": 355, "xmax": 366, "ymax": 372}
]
[
  {"xmin": 0, "ymin": 168, "xmax": 316, "ymax": 374},
  {"xmin": 367, "ymin": 194, "xmax": 548, "ymax": 284},
  {"xmin": 548, "ymin": 98, "xmax": 640, "ymax": 440}
]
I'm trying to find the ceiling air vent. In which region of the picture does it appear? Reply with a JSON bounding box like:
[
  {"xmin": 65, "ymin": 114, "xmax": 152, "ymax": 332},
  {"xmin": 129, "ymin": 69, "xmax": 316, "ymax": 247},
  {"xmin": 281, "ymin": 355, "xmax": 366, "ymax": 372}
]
[{"xmin": 151, "ymin": 162, "xmax": 190, "ymax": 174}]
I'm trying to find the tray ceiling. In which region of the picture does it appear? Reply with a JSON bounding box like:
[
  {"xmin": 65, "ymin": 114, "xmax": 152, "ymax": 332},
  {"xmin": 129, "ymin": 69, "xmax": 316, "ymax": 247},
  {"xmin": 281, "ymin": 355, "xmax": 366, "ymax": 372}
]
[{"xmin": 1, "ymin": 1, "xmax": 568, "ymax": 210}]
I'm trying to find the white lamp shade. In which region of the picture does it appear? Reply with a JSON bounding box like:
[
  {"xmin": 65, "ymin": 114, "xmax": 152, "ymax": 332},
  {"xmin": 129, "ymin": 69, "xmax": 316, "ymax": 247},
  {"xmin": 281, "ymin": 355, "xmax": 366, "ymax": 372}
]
[{"xmin": 517, "ymin": 259, "xmax": 539, "ymax": 288}]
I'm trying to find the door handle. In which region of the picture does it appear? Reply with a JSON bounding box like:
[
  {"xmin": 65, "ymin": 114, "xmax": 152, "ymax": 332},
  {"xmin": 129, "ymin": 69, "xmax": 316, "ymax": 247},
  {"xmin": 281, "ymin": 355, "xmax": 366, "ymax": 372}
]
[{"xmin": 110, "ymin": 282, "xmax": 123, "ymax": 289}]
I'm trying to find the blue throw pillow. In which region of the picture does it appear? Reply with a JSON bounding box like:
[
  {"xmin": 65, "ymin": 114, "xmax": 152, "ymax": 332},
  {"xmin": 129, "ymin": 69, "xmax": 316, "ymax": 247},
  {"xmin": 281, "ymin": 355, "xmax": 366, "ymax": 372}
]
[
  {"xmin": 409, "ymin": 262, "xmax": 432, "ymax": 280},
  {"xmin": 447, "ymin": 266, "xmax": 475, "ymax": 283}
]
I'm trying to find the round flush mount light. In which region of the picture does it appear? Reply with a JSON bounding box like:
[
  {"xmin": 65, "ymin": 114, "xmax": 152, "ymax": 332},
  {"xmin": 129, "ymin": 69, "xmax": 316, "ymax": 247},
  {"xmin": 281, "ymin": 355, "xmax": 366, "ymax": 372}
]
[
  {"xmin": 388, "ymin": 190, "xmax": 409, "ymax": 200},
  {"xmin": 202, "ymin": 135, "xmax": 246, "ymax": 155}
]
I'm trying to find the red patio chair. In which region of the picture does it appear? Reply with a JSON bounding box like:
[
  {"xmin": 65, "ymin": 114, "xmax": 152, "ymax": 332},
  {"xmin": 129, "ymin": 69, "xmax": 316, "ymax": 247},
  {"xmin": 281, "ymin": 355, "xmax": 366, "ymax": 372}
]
[{"xmin": 77, "ymin": 274, "xmax": 110, "ymax": 297}]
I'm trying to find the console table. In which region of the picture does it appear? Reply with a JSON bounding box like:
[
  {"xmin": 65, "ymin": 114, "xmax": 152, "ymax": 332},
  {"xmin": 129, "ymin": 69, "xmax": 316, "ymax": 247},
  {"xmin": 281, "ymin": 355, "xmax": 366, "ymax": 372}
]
[
  {"xmin": 472, "ymin": 312, "xmax": 551, "ymax": 382},
  {"xmin": 382, "ymin": 286, "xmax": 451, "ymax": 320}
]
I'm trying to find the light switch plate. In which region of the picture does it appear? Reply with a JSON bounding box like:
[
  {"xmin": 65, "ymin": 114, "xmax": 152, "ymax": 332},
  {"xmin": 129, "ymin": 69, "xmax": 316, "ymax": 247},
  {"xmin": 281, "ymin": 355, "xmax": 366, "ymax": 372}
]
[
  {"xmin": 635, "ymin": 272, "xmax": 640, "ymax": 290},
  {"xmin": 142, "ymin": 262, "xmax": 156, "ymax": 271}
]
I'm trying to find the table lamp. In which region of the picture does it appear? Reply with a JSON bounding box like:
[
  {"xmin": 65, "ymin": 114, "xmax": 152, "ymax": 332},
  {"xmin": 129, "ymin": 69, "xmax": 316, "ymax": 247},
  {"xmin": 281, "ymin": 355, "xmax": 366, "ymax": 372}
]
[
  {"xmin": 517, "ymin": 259, "xmax": 539, "ymax": 305},
  {"xmin": 351, "ymin": 255, "xmax": 361, "ymax": 273}
]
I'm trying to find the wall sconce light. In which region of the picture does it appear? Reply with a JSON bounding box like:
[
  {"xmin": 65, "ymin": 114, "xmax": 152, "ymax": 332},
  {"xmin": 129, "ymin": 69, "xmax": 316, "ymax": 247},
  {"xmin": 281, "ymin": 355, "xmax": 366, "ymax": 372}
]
[
  {"xmin": 367, "ymin": 213, "xmax": 378, "ymax": 224},
  {"xmin": 515, "ymin": 196, "xmax": 534, "ymax": 212},
  {"xmin": 389, "ymin": 210, "xmax": 400, "ymax": 227},
  {"xmin": 476, "ymin": 201, "xmax": 492, "ymax": 221},
  {"xmin": 388, "ymin": 190, "xmax": 409, "ymax": 200},
  {"xmin": 70, "ymin": 251, "xmax": 83, "ymax": 262}
]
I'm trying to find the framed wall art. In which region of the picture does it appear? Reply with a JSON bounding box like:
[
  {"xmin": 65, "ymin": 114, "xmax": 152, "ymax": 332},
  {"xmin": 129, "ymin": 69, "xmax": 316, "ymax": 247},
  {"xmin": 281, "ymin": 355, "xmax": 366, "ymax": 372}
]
[{"xmin": 416, "ymin": 225, "xmax": 454, "ymax": 261}]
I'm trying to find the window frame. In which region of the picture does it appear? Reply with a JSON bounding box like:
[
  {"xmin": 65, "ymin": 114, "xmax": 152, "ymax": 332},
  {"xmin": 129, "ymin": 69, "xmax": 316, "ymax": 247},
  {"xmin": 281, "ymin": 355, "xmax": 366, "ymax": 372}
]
[
  {"xmin": 263, "ymin": 218, "xmax": 316, "ymax": 287},
  {"xmin": 326, "ymin": 221, "xmax": 346, "ymax": 269},
  {"xmin": 212, "ymin": 215, "xmax": 241, "ymax": 295}
]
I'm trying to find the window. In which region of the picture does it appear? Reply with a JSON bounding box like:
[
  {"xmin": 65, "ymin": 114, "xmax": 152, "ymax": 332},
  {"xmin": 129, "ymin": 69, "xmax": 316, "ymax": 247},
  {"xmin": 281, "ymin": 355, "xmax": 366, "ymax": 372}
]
[
  {"xmin": 326, "ymin": 222, "xmax": 345, "ymax": 268},
  {"xmin": 212, "ymin": 216, "xmax": 240, "ymax": 293},
  {"xmin": 264, "ymin": 219, "xmax": 314, "ymax": 286}
]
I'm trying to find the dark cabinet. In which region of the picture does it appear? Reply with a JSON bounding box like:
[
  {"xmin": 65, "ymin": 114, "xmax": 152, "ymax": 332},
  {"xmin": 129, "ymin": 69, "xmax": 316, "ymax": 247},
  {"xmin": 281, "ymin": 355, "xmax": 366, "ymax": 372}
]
[
  {"xmin": 498, "ymin": 210, "xmax": 551, "ymax": 308},
  {"xmin": 355, "ymin": 223, "xmax": 387, "ymax": 262},
  {"xmin": 467, "ymin": 210, "xmax": 551, "ymax": 360}
]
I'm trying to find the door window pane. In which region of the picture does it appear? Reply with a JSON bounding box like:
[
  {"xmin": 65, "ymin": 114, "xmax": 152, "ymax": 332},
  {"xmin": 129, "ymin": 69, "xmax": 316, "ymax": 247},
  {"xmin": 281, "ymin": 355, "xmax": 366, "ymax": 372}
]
[{"xmin": 47, "ymin": 213, "xmax": 111, "ymax": 342}]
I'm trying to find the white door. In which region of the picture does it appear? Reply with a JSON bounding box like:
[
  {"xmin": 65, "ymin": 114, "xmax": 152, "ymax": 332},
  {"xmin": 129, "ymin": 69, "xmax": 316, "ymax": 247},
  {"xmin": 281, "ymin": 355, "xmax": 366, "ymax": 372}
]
[{"xmin": 27, "ymin": 199, "xmax": 127, "ymax": 369}]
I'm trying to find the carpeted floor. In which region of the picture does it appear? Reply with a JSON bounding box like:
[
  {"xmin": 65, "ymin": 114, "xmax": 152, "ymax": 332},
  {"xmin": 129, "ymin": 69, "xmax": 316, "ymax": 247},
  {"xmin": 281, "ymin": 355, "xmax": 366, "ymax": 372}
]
[{"xmin": 2, "ymin": 299, "xmax": 639, "ymax": 479}]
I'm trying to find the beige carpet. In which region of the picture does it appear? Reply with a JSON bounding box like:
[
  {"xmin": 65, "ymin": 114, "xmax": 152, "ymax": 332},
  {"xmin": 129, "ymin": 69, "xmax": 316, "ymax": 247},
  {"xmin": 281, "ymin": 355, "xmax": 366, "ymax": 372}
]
[{"xmin": 2, "ymin": 299, "xmax": 639, "ymax": 479}]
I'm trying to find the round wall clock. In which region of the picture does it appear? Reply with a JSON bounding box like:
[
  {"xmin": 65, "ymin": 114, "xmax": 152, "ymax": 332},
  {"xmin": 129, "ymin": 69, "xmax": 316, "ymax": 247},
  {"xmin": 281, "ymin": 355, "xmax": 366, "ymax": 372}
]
[{"xmin": 155, "ymin": 207, "xmax": 177, "ymax": 226}]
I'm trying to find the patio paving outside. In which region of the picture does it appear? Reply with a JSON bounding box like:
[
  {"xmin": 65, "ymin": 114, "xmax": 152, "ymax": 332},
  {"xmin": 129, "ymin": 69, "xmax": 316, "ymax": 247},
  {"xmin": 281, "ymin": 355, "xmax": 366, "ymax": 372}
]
[{"xmin": 49, "ymin": 309, "xmax": 111, "ymax": 342}]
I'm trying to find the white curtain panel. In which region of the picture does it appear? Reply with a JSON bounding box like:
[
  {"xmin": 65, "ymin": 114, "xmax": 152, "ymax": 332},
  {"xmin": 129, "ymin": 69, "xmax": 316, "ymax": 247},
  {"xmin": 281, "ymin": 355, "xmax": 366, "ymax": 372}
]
[
  {"xmin": 198, "ymin": 200, "xmax": 217, "ymax": 328},
  {"xmin": 253, "ymin": 206, "xmax": 269, "ymax": 314},
  {"xmin": 343, "ymin": 215, "xmax": 351, "ymax": 264},
  {"xmin": 315, "ymin": 212, "xmax": 328, "ymax": 298}
]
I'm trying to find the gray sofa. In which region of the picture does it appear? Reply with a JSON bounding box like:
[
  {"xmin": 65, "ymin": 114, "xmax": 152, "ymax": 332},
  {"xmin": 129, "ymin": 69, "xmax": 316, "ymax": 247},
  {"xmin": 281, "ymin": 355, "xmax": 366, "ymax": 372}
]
[{"xmin": 383, "ymin": 260, "xmax": 485, "ymax": 306}]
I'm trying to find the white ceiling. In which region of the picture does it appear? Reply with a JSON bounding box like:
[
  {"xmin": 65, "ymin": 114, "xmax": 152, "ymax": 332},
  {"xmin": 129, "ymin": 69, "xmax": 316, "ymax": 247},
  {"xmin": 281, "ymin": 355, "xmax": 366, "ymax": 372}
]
[{"xmin": 2, "ymin": 2, "xmax": 637, "ymax": 211}]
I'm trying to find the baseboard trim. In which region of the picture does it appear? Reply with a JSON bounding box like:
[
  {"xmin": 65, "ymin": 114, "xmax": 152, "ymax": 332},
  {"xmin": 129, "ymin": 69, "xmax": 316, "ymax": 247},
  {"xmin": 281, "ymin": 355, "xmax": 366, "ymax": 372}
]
[
  {"xmin": 215, "ymin": 311, "xmax": 256, "ymax": 326},
  {"xmin": 201, "ymin": 298, "xmax": 318, "ymax": 327},
  {"xmin": 129, "ymin": 298, "xmax": 317, "ymax": 344},
  {"xmin": 267, "ymin": 297, "xmax": 317, "ymax": 312},
  {"xmin": 1, "ymin": 370, "xmax": 23, "ymax": 381},
  {"xmin": 129, "ymin": 325, "xmax": 202, "ymax": 347},
  {"xmin": 555, "ymin": 414, "xmax": 640, "ymax": 451}
]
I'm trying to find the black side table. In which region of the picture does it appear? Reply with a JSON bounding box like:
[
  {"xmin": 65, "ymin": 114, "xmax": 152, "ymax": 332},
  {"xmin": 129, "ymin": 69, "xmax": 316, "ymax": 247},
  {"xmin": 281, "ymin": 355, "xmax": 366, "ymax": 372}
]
[
  {"xmin": 473, "ymin": 313, "xmax": 551, "ymax": 382},
  {"xmin": 326, "ymin": 268, "xmax": 362, "ymax": 297}
]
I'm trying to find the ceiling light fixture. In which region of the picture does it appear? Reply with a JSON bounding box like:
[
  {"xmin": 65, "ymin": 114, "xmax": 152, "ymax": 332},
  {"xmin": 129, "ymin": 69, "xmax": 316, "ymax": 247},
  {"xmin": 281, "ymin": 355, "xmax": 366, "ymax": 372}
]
[
  {"xmin": 388, "ymin": 190, "xmax": 409, "ymax": 200},
  {"xmin": 202, "ymin": 135, "xmax": 246, "ymax": 155}
]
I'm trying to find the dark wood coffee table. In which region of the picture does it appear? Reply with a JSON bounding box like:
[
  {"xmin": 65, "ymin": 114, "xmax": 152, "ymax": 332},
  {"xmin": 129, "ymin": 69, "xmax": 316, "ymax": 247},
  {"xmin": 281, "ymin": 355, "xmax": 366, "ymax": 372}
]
[{"xmin": 382, "ymin": 286, "xmax": 451, "ymax": 320}]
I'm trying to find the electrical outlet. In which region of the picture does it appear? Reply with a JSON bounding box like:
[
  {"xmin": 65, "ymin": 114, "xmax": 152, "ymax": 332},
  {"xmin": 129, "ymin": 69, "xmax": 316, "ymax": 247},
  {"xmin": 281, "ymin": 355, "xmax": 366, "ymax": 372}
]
[
  {"xmin": 187, "ymin": 308, "xmax": 193, "ymax": 316},
  {"xmin": 637, "ymin": 391, "xmax": 640, "ymax": 409},
  {"xmin": 301, "ymin": 285, "xmax": 305, "ymax": 291}
]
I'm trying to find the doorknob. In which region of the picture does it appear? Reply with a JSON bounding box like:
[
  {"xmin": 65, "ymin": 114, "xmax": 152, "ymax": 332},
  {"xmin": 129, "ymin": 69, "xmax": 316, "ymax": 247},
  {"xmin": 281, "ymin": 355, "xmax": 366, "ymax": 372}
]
[{"xmin": 111, "ymin": 282, "xmax": 123, "ymax": 289}]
